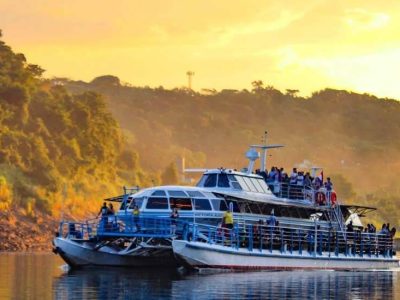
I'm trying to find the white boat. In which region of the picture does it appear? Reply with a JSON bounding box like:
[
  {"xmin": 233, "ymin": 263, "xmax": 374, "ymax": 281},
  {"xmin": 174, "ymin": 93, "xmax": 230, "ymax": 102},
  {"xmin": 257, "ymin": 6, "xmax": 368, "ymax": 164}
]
[
  {"xmin": 172, "ymin": 225, "xmax": 399, "ymax": 270},
  {"xmin": 54, "ymin": 141, "xmax": 398, "ymax": 269}
]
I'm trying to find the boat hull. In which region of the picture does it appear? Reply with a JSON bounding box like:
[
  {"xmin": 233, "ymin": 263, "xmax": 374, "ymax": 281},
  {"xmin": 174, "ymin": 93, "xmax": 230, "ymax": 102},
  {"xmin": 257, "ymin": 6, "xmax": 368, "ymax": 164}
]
[
  {"xmin": 54, "ymin": 237, "xmax": 178, "ymax": 268},
  {"xmin": 173, "ymin": 240, "xmax": 400, "ymax": 271}
]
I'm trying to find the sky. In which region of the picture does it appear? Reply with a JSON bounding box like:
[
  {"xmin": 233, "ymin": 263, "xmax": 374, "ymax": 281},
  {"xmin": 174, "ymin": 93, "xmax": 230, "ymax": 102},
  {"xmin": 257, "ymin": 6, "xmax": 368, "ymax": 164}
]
[{"xmin": 1, "ymin": 0, "xmax": 400, "ymax": 99}]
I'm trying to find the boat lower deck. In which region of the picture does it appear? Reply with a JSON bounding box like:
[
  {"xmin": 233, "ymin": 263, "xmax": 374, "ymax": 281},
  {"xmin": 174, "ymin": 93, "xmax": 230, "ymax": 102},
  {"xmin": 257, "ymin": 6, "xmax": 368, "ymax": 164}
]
[
  {"xmin": 53, "ymin": 237, "xmax": 177, "ymax": 268},
  {"xmin": 173, "ymin": 240, "xmax": 399, "ymax": 270}
]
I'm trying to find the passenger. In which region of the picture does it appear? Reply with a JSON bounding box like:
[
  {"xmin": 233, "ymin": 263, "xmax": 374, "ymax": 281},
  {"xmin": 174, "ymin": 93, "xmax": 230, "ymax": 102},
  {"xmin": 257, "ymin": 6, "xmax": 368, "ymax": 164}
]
[
  {"xmin": 97, "ymin": 202, "xmax": 109, "ymax": 231},
  {"xmin": 390, "ymin": 227, "xmax": 397, "ymax": 238},
  {"xmin": 253, "ymin": 219, "xmax": 264, "ymax": 248},
  {"xmin": 97, "ymin": 202, "xmax": 108, "ymax": 217},
  {"xmin": 268, "ymin": 167, "xmax": 277, "ymax": 183},
  {"xmin": 279, "ymin": 168, "xmax": 284, "ymax": 182},
  {"xmin": 312, "ymin": 176, "xmax": 322, "ymax": 190},
  {"xmin": 267, "ymin": 209, "xmax": 277, "ymax": 228},
  {"xmin": 107, "ymin": 203, "xmax": 115, "ymax": 215},
  {"xmin": 107, "ymin": 203, "xmax": 116, "ymax": 229},
  {"xmin": 289, "ymin": 168, "xmax": 298, "ymax": 185},
  {"xmin": 306, "ymin": 230, "xmax": 315, "ymax": 253},
  {"xmin": 260, "ymin": 170, "xmax": 268, "ymax": 182},
  {"xmin": 133, "ymin": 205, "xmax": 141, "ymax": 231},
  {"xmin": 170, "ymin": 207, "xmax": 179, "ymax": 236},
  {"xmin": 324, "ymin": 177, "xmax": 333, "ymax": 191},
  {"xmin": 222, "ymin": 207, "xmax": 234, "ymax": 230},
  {"xmin": 281, "ymin": 173, "xmax": 289, "ymax": 198},
  {"xmin": 379, "ymin": 224, "xmax": 388, "ymax": 235},
  {"xmin": 304, "ymin": 172, "xmax": 312, "ymax": 188},
  {"xmin": 296, "ymin": 171, "xmax": 304, "ymax": 186},
  {"xmin": 347, "ymin": 221, "xmax": 354, "ymax": 232},
  {"xmin": 273, "ymin": 168, "xmax": 281, "ymax": 195}
]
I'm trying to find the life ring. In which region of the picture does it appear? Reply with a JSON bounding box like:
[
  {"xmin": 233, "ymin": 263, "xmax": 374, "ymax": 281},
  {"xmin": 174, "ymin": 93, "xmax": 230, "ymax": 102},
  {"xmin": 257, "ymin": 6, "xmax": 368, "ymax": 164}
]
[
  {"xmin": 330, "ymin": 192, "xmax": 337, "ymax": 206},
  {"xmin": 316, "ymin": 192, "xmax": 326, "ymax": 205}
]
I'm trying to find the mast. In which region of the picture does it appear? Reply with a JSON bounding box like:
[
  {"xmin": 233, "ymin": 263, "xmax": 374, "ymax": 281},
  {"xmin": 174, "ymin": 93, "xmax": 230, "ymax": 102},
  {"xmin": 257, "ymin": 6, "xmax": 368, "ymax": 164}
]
[{"xmin": 249, "ymin": 131, "xmax": 284, "ymax": 173}]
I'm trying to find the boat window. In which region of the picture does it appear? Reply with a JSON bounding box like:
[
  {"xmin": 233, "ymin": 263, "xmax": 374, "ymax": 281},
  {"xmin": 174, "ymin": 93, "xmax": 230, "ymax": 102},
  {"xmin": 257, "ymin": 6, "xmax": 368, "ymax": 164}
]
[
  {"xmin": 186, "ymin": 191, "xmax": 205, "ymax": 198},
  {"xmin": 196, "ymin": 175, "xmax": 207, "ymax": 187},
  {"xmin": 168, "ymin": 190, "xmax": 188, "ymax": 197},
  {"xmin": 226, "ymin": 200, "xmax": 240, "ymax": 212},
  {"xmin": 146, "ymin": 197, "xmax": 169, "ymax": 209},
  {"xmin": 202, "ymin": 191, "xmax": 216, "ymax": 199},
  {"xmin": 231, "ymin": 182, "xmax": 242, "ymax": 190},
  {"xmin": 192, "ymin": 198, "xmax": 212, "ymax": 210},
  {"xmin": 252, "ymin": 179, "xmax": 265, "ymax": 193},
  {"xmin": 211, "ymin": 199, "xmax": 228, "ymax": 211},
  {"xmin": 204, "ymin": 174, "xmax": 217, "ymax": 187},
  {"xmin": 170, "ymin": 197, "xmax": 192, "ymax": 210},
  {"xmin": 152, "ymin": 190, "xmax": 166, "ymax": 196},
  {"xmin": 235, "ymin": 176, "xmax": 250, "ymax": 191},
  {"xmin": 242, "ymin": 177, "xmax": 258, "ymax": 193},
  {"xmin": 128, "ymin": 197, "xmax": 144, "ymax": 209},
  {"xmin": 217, "ymin": 173, "xmax": 230, "ymax": 188},
  {"xmin": 228, "ymin": 175, "xmax": 242, "ymax": 190},
  {"xmin": 257, "ymin": 179, "xmax": 270, "ymax": 193}
]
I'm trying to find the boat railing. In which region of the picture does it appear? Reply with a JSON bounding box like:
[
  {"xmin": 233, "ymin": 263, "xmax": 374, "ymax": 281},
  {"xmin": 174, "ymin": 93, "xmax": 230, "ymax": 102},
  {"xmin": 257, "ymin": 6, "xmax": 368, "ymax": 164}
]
[
  {"xmin": 58, "ymin": 215, "xmax": 191, "ymax": 239},
  {"xmin": 186, "ymin": 221, "xmax": 395, "ymax": 259},
  {"xmin": 267, "ymin": 180, "xmax": 339, "ymax": 207},
  {"xmin": 58, "ymin": 218, "xmax": 99, "ymax": 240}
]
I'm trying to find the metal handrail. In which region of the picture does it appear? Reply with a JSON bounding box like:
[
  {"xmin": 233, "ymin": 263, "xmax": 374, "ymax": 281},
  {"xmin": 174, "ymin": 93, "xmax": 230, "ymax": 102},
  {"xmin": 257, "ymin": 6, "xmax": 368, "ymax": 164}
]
[{"xmin": 185, "ymin": 221, "xmax": 395, "ymax": 259}]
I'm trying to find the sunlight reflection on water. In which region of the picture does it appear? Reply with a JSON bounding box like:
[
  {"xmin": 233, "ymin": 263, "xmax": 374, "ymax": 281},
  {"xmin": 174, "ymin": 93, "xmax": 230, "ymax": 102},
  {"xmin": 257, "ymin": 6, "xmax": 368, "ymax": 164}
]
[{"xmin": 0, "ymin": 253, "xmax": 399, "ymax": 299}]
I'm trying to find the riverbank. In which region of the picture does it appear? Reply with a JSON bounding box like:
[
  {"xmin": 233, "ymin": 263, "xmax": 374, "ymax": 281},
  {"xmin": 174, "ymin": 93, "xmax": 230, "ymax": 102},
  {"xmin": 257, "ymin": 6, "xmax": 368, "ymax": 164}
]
[{"xmin": 0, "ymin": 210, "xmax": 58, "ymax": 251}]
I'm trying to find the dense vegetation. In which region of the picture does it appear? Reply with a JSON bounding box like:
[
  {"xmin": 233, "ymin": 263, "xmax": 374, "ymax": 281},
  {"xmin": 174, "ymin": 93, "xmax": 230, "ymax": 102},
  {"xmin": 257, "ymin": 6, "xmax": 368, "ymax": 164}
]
[
  {"xmin": 0, "ymin": 32, "xmax": 158, "ymax": 218},
  {"xmin": 58, "ymin": 76, "xmax": 400, "ymax": 225}
]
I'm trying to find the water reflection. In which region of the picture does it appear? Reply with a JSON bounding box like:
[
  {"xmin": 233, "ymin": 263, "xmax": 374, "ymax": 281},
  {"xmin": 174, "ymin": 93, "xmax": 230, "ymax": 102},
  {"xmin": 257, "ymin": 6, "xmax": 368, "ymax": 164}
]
[
  {"xmin": 54, "ymin": 267, "xmax": 182, "ymax": 299},
  {"xmin": 54, "ymin": 267, "xmax": 398, "ymax": 300},
  {"xmin": 0, "ymin": 254, "xmax": 398, "ymax": 300}
]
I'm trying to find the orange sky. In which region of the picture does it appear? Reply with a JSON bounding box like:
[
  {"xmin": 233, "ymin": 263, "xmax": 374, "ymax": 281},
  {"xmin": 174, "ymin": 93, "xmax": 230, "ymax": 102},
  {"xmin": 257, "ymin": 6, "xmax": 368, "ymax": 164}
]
[{"xmin": 1, "ymin": 0, "xmax": 400, "ymax": 98}]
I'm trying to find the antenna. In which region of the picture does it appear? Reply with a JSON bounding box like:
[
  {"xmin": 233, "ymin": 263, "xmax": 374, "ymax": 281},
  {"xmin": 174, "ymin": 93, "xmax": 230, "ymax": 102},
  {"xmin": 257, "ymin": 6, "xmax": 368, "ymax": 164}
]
[
  {"xmin": 186, "ymin": 71, "xmax": 195, "ymax": 90},
  {"xmin": 250, "ymin": 131, "xmax": 284, "ymax": 172}
]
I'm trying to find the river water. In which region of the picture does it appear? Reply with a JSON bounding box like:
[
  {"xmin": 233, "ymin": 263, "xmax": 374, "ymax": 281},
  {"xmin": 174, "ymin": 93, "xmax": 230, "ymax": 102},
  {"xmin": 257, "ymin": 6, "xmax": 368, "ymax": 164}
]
[{"xmin": 0, "ymin": 253, "xmax": 399, "ymax": 299}]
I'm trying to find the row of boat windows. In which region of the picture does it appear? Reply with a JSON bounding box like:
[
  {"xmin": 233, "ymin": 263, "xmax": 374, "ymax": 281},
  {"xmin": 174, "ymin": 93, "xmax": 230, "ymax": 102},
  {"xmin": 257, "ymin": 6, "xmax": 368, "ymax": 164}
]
[
  {"xmin": 126, "ymin": 196, "xmax": 240, "ymax": 212},
  {"xmin": 197, "ymin": 173, "xmax": 270, "ymax": 194}
]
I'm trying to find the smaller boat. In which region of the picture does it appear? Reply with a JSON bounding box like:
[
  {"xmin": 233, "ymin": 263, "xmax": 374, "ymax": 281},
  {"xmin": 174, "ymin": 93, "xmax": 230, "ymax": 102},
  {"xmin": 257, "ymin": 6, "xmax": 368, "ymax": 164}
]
[{"xmin": 172, "ymin": 221, "xmax": 399, "ymax": 271}]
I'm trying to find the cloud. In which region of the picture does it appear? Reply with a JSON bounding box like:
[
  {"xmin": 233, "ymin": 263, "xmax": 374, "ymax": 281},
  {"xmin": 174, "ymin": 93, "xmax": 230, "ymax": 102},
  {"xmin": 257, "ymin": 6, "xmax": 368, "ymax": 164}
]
[{"xmin": 344, "ymin": 8, "xmax": 390, "ymax": 31}]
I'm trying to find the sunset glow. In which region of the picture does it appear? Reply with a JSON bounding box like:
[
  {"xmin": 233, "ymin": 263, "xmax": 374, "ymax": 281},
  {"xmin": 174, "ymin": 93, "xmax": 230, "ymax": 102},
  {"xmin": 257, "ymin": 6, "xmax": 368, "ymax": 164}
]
[{"xmin": 2, "ymin": 0, "xmax": 400, "ymax": 98}]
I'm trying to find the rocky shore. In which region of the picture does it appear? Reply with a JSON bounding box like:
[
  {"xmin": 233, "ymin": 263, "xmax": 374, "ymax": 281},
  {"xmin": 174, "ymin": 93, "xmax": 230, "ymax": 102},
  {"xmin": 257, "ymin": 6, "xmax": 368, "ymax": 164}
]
[{"xmin": 0, "ymin": 210, "xmax": 58, "ymax": 252}]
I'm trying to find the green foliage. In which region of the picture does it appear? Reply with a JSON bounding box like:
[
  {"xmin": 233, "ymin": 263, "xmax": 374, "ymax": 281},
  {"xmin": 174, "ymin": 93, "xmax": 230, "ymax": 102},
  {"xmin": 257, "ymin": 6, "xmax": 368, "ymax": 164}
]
[{"xmin": 0, "ymin": 33, "xmax": 154, "ymax": 215}]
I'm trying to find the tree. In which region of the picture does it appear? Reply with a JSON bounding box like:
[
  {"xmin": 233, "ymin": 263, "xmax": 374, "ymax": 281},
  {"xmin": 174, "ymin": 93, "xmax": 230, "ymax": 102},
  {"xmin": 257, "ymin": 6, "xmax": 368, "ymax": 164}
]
[
  {"xmin": 161, "ymin": 162, "xmax": 179, "ymax": 185},
  {"xmin": 251, "ymin": 80, "xmax": 264, "ymax": 93},
  {"xmin": 285, "ymin": 89, "xmax": 299, "ymax": 97},
  {"xmin": 90, "ymin": 75, "xmax": 121, "ymax": 87}
]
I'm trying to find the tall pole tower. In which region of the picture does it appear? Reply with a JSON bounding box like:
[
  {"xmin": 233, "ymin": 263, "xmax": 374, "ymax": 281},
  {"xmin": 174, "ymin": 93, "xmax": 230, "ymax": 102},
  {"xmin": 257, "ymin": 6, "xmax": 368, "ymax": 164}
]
[{"xmin": 186, "ymin": 71, "xmax": 195, "ymax": 90}]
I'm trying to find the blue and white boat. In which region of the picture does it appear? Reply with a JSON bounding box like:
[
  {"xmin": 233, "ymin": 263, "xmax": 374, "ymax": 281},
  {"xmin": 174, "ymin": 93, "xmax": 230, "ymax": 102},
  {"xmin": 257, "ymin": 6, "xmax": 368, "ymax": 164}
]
[{"xmin": 53, "ymin": 143, "xmax": 398, "ymax": 270}]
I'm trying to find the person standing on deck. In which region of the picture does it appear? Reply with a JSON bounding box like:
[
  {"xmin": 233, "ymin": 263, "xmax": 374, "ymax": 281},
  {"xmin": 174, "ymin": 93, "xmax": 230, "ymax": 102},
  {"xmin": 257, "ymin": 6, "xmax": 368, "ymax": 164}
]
[
  {"xmin": 170, "ymin": 208, "xmax": 179, "ymax": 236},
  {"xmin": 268, "ymin": 209, "xmax": 277, "ymax": 228},
  {"xmin": 97, "ymin": 202, "xmax": 109, "ymax": 231},
  {"xmin": 133, "ymin": 205, "xmax": 141, "ymax": 231},
  {"xmin": 222, "ymin": 207, "xmax": 234, "ymax": 230}
]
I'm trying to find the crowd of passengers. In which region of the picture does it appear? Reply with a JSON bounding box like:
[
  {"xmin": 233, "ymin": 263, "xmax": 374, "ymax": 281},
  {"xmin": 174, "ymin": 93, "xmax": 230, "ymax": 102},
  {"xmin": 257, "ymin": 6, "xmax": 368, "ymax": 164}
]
[
  {"xmin": 218, "ymin": 212, "xmax": 396, "ymax": 256},
  {"xmin": 255, "ymin": 167, "xmax": 333, "ymax": 203}
]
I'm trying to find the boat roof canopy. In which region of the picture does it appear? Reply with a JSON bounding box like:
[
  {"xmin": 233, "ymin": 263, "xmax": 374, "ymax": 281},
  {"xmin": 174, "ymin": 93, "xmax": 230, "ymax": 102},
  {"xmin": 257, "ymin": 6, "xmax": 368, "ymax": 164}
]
[{"xmin": 342, "ymin": 204, "xmax": 376, "ymax": 217}]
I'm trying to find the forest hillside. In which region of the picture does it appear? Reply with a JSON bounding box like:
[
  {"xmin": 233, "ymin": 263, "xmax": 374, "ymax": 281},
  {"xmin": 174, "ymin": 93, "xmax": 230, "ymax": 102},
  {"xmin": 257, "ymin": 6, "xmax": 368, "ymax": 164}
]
[{"xmin": 0, "ymin": 31, "xmax": 158, "ymax": 229}]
